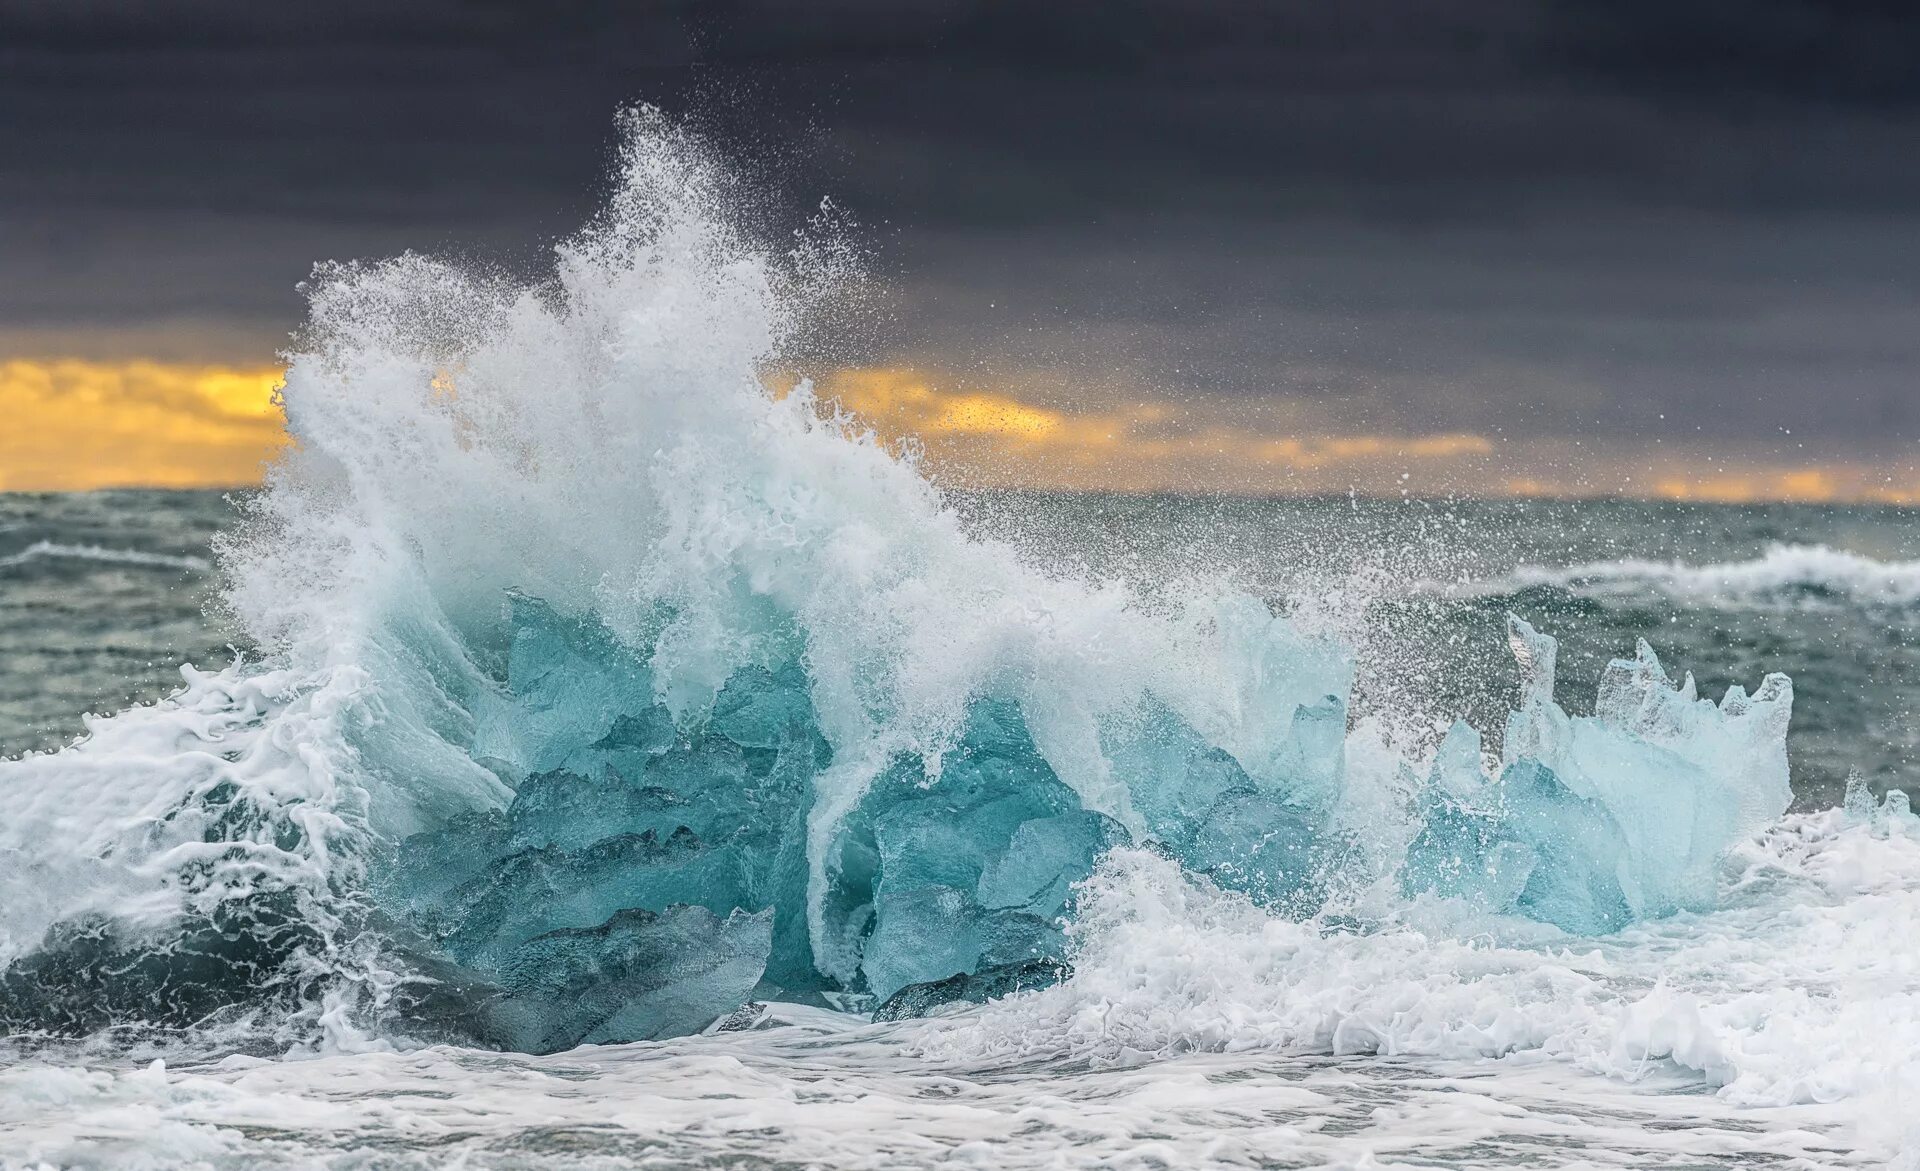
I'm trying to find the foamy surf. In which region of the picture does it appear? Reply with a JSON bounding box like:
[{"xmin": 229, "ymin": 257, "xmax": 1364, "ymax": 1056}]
[
  {"xmin": 0, "ymin": 1027, "xmax": 1875, "ymax": 1169},
  {"xmin": 6, "ymin": 808, "xmax": 1914, "ymax": 1167}
]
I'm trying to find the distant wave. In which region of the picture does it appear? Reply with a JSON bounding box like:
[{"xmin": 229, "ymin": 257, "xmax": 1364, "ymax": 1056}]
[
  {"xmin": 0, "ymin": 539, "xmax": 210, "ymax": 573},
  {"xmin": 1469, "ymin": 543, "xmax": 1920, "ymax": 605}
]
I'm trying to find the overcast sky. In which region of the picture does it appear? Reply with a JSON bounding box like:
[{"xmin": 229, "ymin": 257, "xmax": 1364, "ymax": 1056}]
[{"xmin": 4, "ymin": 0, "xmax": 1918, "ymax": 460}]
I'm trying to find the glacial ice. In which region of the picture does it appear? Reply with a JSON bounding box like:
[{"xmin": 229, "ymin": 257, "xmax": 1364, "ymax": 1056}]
[
  {"xmin": 384, "ymin": 600, "xmax": 1126, "ymax": 1038},
  {"xmin": 873, "ymin": 958, "xmax": 1074, "ymax": 1021},
  {"xmin": 1402, "ymin": 615, "xmax": 1793, "ymax": 933},
  {"xmin": 367, "ymin": 597, "xmax": 1797, "ymax": 1051},
  {"xmin": 482, "ymin": 905, "xmax": 774, "ymax": 1052}
]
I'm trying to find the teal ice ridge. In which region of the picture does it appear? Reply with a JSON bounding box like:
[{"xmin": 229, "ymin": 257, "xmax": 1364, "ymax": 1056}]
[
  {"xmin": 1403, "ymin": 616, "xmax": 1793, "ymax": 933},
  {"xmin": 377, "ymin": 603, "xmax": 1793, "ymax": 1052}
]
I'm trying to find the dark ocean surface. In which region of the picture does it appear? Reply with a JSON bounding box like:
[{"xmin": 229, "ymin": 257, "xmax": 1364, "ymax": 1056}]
[{"xmin": 8, "ymin": 489, "xmax": 1913, "ymax": 809}]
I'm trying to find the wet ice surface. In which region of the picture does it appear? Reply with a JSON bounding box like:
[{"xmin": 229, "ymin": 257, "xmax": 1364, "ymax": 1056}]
[{"xmin": 0, "ymin": 1025, "xmax": 1864, "ymax": 1170}]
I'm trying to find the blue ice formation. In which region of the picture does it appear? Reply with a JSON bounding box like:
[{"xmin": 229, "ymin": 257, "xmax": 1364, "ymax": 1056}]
[
  {"xmin": 378, "ymin": 592, "xmax": 1349, "ymax": 1046},
  {"xmin": 873, "ymin": 958, "xmax": 1074, "ymax": 1021},
  {"xmin": 375, "ymin": 600, "xmax": 1793, "ymax": 1050},
  {"xmin": 1402, "ymin": 615, "xmax": 1793, "ymax": 933}
]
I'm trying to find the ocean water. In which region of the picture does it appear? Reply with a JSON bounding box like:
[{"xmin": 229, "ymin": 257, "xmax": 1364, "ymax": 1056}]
[
  {"xmin": 0, "ymin": 491, "xmax": 240, "ymax": 758},
  {"xmin": 3, "ymin": 113, "xmax": 1919, "ymax": 1169},
  {"xmin": 5, "ymin": 490, "xmax": 1917, "ymax": 805}
]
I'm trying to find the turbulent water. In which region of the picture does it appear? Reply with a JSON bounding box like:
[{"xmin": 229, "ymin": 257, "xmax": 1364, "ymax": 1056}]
[{"xmin": 3, "ymin": 114, "xmax": 1919, "ymax": 1169}]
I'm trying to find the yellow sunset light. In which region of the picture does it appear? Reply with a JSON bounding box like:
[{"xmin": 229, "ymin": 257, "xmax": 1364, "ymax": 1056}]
[
  {"xmin": 1, "ymin": 357, "xmax": 1914, "ymax": 504},
  {"xmin": 0, "ymin": 359, "xmax": 289, "ymax": 491}
]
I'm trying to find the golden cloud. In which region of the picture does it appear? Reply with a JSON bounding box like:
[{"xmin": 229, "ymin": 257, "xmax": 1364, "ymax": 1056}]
[
  {"xmin": 2, "ymin": 357, "xmax": 1914, "ymax": 504},
  {"xmin": 0, "ymin": 359, "xmax": 287, "ymax": 491},
  {"xmin": 802, "ymin": 367, "xmax": 1506, "ymax": 492},
  {"xmin": 798, "ymin": 367, "xmax": 1505, "ymax": 491},
  {"xmin": 1650, "ymin": 469, "xmax": 1920, "ymax": 506}
]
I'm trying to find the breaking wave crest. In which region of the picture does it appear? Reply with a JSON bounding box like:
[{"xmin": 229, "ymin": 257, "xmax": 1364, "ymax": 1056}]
[
  {"xmin": 1479, "ymin": 543, "xmax": 1920, "ymax": 607},
  {"xmin": 0, "ymin": 112, "xmax": 1910, "ymax": 1161},
  {"xmin": 0, "ymin": 541, "xmax": 210, "ymax": 574}
]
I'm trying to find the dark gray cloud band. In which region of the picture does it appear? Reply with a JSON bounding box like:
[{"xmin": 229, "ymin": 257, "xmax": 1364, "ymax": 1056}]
[{"xmin": 2, "ymin": 0, "xmax": 1916, "ymax": 448}]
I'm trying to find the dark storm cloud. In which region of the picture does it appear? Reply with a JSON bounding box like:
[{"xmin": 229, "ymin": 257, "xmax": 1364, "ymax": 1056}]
[{"xmin": 2, "ymin": 0, "xmax": 1917, "ymax": 446}]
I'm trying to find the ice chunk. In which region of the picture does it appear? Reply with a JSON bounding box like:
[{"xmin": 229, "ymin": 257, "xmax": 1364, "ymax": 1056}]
[
  {"xmin": 1500, "ymin": 760, "xmax": 1635, "ymax": 933},
  {"xmin": 480, "ymin": 905, "xmax": 772, "ymax": 1053},
  {"xmin": 1589, "ymin": 630, "xmax": 1793, "ymax": 837},
  {"xmin": 1107, "ymin": 700, "xmax": 1257, "ymax": 847},
  {"xmin": 1401, "ymin": 788, "xmax": 1537, "ymax": 915},
  {"xmin": 873, "ymin": 957, "xmax": 1072, "ymax": 1021},
  {"xmin": 837, "ymin": 701, "xmax": 1105, "ymax": 1000},
  {"xmin": 1107, "ymin": 693, "xmax": 1342, "ymax": 919},
  {"xmin": 1183, "ymin": 790, "xmax": 1330, "ymax": 916},
  {"xmin": 1428, "ymin": 720, "xmax": 1488, "ymax": 801},
  {"xmin": 1190, "ymin": 593, "xmax": 1355, "ymax": 812},
  {"xmin": 859, "ymin": 886, "xmax": 1059, "ymax": 1003},
  {"xmin": 1408, "ymin": 616, "xmax": 1793, "ymax": 933},
  {"xmin": 1879, "ymin": 790, "xmax": 1916, "ymax": 841},
  {"xmin": 977, "ymin": 812, "xmax": 1129, "ymax": 913},
  {"xmin": 385, "ymin": 597, "xmax": 826, "ymax": 1009},
  {"xmin": 409, "ymin": 828, "xmax": 744, "ymax": 969},
  {"xmin": 470, "ymin": 593, "xmax": 661, "ymax": 777},
  {"xmin": 1850, "ymin": 777, "xmax": 1917, "ymax": 837},
  {"xmin": 1528, "ymin": 616, "xmax": 1790, "ymax": 918}
]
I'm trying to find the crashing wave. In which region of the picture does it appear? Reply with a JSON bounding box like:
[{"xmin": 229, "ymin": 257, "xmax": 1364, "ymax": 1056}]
[{"xmin": 0, "ymin": 109, "xmax": 1797, "ymax": 1053}]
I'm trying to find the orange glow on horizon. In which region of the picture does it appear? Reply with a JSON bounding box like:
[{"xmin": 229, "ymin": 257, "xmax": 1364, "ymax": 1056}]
[
  {"xmin": 804, "ymin": 367, "xmax": 1502, "ymax": 488},
  {"xmin": 0, "ymin": 359, "xmax": 288, "ymax": 491},
  {"xmin": 2, "ymin": 357, "xmax": 1914, "ymax": 505},
  {"xmin": 1651, "ymin": 470, "xmax": 1920, "ymax": 506},
  {"xmin": 811, "ymin": 368, "xmax": 1070, "ymax": 441}
]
